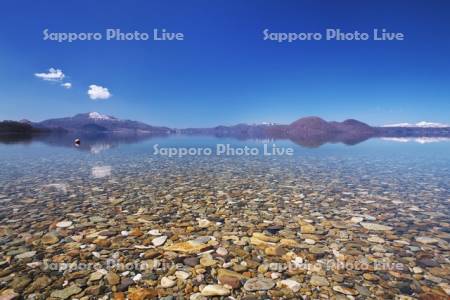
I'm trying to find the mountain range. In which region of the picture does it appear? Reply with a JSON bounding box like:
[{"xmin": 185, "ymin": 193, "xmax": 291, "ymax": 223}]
[
  {"xmin": 21, "ymin": 112, "xmax": 173, "ymax": 134},
  {"xmin": 1, "ymin": 113, "xmax": 450, "ymax": 146},
  {"xmin": 383, "ymin": 121, "xmax": 449, "ymax": 128}
]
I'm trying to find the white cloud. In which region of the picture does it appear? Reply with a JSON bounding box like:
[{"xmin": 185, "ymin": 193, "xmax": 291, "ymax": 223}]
[
  {"xmin": 61, "ymin": 82, "xmax": 72, "ymax": 89},
  {"xmin": 88, "ymin": 84, "xmax": 112, "ymax": 100},
  {"xmin": 34, "ymin": 68, "xmax": 65, "ymax": 81}
]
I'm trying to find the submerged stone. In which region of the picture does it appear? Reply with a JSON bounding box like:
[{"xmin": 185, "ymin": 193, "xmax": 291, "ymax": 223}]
[
  {"xmin": 50, "ymin": 285, "xmax": 82, "ymax": 299},
  {"xmin": 243, "ymin": 278, "xmax": 275, "ymax": 291}
]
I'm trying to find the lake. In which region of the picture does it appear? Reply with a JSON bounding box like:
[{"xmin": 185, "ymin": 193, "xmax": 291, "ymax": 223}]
[{"xmin": 0, "ymin": 135, "xmax": 449, "ymax": 299}]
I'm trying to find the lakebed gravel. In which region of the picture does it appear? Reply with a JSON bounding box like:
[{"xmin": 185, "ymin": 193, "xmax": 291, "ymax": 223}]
[{"xmin": 0, "ymin": 152, "xmax": 449, "ymax": 299}]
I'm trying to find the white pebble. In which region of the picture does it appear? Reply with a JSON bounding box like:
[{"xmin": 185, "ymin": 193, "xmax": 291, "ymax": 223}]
[{"xmin": 133, "ymin": 274, "xmax": 142, "ymax": 282}]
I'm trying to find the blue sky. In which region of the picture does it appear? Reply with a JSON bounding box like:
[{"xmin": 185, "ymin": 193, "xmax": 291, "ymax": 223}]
[{"xmin": 0, "ymin": 0, "xmax": 449, "ymax": 127}]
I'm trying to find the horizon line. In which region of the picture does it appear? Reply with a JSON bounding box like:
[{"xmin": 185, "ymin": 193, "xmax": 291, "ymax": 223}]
[{"xmin": 2, "ymin": 111, "xmax": 450, "ymax": 129}]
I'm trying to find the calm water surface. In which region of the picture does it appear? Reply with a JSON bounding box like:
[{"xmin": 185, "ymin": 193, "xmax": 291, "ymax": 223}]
[{"xmin": 0, "ymin": 136, "xmax": 449, "ymax": 299}]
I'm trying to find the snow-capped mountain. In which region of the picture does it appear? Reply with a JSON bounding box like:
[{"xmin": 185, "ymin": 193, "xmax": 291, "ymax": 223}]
[
  {"xmin": 383, "ymin": 121, "xmax": 449, "ymax": 128},
  {"xmin": 88, "ymin": 112, "xmax": 115, "ymax": 120},
  {"xmin": 260, "ymin": 122, "xmax": 278, "ymax": 126},
  {"xmin": 33, "ymin": 112, "xmax": 172, "ymax": 134}
]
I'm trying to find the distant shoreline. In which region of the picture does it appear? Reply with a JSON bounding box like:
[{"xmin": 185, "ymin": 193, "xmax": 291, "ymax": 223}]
[
  {"xmin": 1, "ymin": 115, "xmax": 450, "ymax": 138},
  {"xmin": 1, "ymin": 115, "xmax": 450, "ymax": 149}
]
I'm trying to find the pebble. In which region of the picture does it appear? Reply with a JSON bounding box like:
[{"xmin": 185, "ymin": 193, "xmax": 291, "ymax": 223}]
[
  {"xmin": 148, "ymin": 229, "xmax": 161, "ymax": 236},
  {"xmin": 164, "ymin": 240, "xmax": 211, "ymax": 254},
  {"xmin": 56, "ymin": 220, "xmax": 73, "ymax": 228},
  {"xmin": 132, "ymin": 274, "xmax": 142, "ymax": 282},
  {"xmin": 106, "ymin": 272, "xmax": 120, "ymax": 285},
  {"xmin": 161, "ymin": 276, "xmax": 176, "ymax": 288},
  {"xmin": 360, "ymin": 222, "xmax": 393, "ymax": 231},
  {"xmin": 367, "ymin": 235, "xmax": 385, "ymax": 243},
  {"xmin": 257, "ymin": 264, "xmax": 269, "ymax": 273},
  {"xmin": 243, "ymin": 278, "xmax": 275, "ymax": 291},
  {"xmin": 350, "ymin": 216, "xmax": 364, "ymax": 223},
  {"xmin": 300, "ymin": 223, "xmax": 316, "ymax": 234},
  {"xmin": 304, "ymin": 238, "xmax": 316, "ymax": 245},
  {"xmin": 127, "ymin": 287, "xmax": 158, "ymax": 300},
  {"xmin": 152, "ymin": 235, "xmax": 168, "ymax": 246},
  {"xmin": 333, "ymin": 285, "xmax": 359, "ymax": 295},
  {"xmin": 216, "ymin": 246, "xmax": 228, "ymax": 256},
  {"xmin": 201, "ymin": 285, "xmax": 230, "ymax": 296},
  {"xmin": 50, "ymin": 285, "xmax": 82, "ymax": 299},
  {"xmin": 184, "ymin": 256, "xmax": 200, "ymax": 266},
  {"xmin": 175, "ymin": 270, "xmax": 191, "ymax": 281},
  {"xmin": 41, "ymin": 232, "xmax": 59, "ymax": 245},
  {"xmin": 279, "ymin": 279, "xmax": 301, "ymax": 292},
  {"xmin": 117, "ymin": 278, "xmax": 134, "ymax": 291},
  {"xmin": 217, "ymin": 269, "xmax": 245, "ymax": 288},
  {"xmin": 27, "ymin": 275, "xmax": 51, "ymax": 292},
  {"xmin": 10, "ymin": 276, "xmax": 31, "ymax": 291},
  {"xmin": 89, "ymin": 270, "xmax": 106, "ymax": 282},
  {"xmin": 190, "ymin": 293, "xmax": 206, "ymax": 300},
  {"xmin": 415, "ymin": 236, "xmax": 439, "ymax": 244},
  {"xmin": 438, "ymin": 283, "xmax": 450, "ymax": 296},
  {"xmin": 15, "ymin": 251, "xmax": 36, "ymax": 259},
  {"xmin": 198, "ymin": 219, "xmax": 211, "ymax": 228},
  {"xmin": 0, "ymin": 289, "xmax": 19, "ymax": 300},
  {"xmin": 199, "ymin": 254, "xmax": 217, "ymax": 267},
  {"xmin": 310, "ymin": 275, "xmax": 330, "ymax": 286}
]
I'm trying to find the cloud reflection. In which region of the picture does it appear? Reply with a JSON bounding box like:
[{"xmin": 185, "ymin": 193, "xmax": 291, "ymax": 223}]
[{"xmin": 91, "ymin": 165, "xmax": 112, "ymax": 178}]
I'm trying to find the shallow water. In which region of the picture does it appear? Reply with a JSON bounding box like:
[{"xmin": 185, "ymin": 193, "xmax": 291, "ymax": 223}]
[{"xmin": 0, "ymin": 136, "xmax": 449, "ymax": 299}]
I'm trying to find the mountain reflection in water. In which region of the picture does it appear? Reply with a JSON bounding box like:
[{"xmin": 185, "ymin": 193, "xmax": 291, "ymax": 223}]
[{"xmin": 0, "ymin": 130, "xmax": 448, "ymax": 153}]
